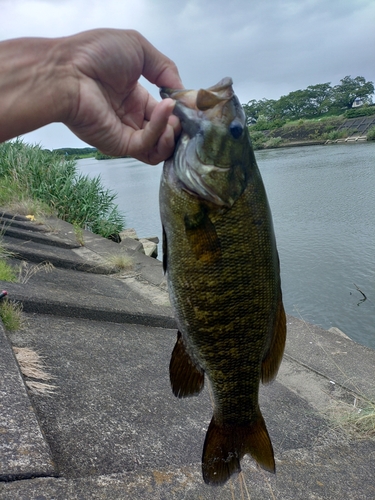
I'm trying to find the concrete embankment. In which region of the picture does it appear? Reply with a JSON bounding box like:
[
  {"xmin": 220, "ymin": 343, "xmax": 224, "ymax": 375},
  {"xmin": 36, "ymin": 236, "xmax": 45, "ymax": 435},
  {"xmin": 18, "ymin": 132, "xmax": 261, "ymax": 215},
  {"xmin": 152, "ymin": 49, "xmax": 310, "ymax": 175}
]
[
  {"xmin": 258, "ymin": 114, "xmax": 375, "ymax": 149},
  {"xmin": 0, "ymin": 213, "xmax": 374, "ymax": 499}
]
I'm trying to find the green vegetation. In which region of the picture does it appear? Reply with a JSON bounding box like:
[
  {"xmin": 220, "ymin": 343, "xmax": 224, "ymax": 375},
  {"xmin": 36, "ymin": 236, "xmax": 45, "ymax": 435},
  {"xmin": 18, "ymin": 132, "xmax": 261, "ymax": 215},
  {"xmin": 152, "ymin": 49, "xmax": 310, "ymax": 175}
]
[
  {"xmin": 344, "ymin": 105, "xmax": 375, "ymax": 118},
  {"xmin": 0, "ymin": 239, "xmax": 17, "ymax": 282},
  {"xmin": 366, "ymin": 126, "xmax": 375, "ymax": 141},
  {"xmin": 0, "ymin": 298, "xmax": 23, "ymax": 331},
  {"xmin": 249, "ymin": 131, "xmax": 284, "ymax": 150},
  {"xmin": 53, "ymin": 147, "xmax": 97, "ymax": 158},
  {"xmin": 0, "ymin": 140, "xmax": 125, "ymax": 239},
  {"xmin": 95, "ymin": 151, "xmax": 130, "ymax": 160},
  {"xmin": 52, "ymin": 147, "xmax": 130, "ymax": 160},
  {"xmin": 243, "ymin": 75, "xmax": 374, "ymax": 125},
  {"xmin": 249, "ymin": 115, "xmax": 354, "ymax": 149},
  {"xmin": 0, "ymin": 260, "xmax": 17, "ymax": 282}
]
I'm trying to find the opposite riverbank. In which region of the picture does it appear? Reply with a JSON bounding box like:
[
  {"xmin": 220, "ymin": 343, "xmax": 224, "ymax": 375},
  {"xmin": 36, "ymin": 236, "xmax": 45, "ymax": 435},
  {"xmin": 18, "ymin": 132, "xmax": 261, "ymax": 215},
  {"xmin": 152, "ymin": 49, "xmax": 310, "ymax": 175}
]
[
  {"xmin": 0, "ymin": 213, "xmax": 374, "ymax": 499},
  {"xmin": 249, "ymin": 114, "xmax": 375, "ymax": 150}
]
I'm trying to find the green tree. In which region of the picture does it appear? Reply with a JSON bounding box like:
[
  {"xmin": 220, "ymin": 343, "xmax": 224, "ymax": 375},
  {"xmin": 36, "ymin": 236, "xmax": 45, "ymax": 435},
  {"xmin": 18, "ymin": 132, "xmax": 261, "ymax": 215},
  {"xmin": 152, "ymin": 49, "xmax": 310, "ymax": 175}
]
[
  {"xmin": 305, "ymin": 83, "xmax": 333, "ymax": 116},
  {"xmin": 277, "ymin": 89, "xmax": 312, "ymax": 119},
  {"xmin": 242, "ymin": 99, "xmax": 262, "ymax": 125},
  {"xmin": 332, "ymin": 76, "xmax": 374, "ymax": 109},
  {"xmin": 242, "ymin": 98, "xmax": 279, "ymax": 124}
]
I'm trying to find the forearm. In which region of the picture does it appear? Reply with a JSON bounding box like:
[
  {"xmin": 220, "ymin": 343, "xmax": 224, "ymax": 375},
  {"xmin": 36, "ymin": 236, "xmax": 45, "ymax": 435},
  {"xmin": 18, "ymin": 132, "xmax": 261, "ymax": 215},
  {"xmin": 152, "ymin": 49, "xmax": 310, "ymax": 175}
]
[{"xmin": 0, "ymin": 37, "xmax": 75, "ymax": 142}]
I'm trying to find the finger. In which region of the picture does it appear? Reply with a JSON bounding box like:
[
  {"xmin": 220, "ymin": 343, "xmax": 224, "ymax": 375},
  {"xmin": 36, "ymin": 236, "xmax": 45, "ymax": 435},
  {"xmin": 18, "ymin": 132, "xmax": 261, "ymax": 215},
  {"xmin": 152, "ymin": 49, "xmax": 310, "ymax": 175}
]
[
  {"xmin": 154, "ymin": 122, "xmax": 177, "ymax": 162},
  {"xmin": 130, "ymin": 98, "xmax": 175, "ymax": 155},
  {"xmin": 129, "ymin": 31, "xmax": 183, "ymax": 89}
]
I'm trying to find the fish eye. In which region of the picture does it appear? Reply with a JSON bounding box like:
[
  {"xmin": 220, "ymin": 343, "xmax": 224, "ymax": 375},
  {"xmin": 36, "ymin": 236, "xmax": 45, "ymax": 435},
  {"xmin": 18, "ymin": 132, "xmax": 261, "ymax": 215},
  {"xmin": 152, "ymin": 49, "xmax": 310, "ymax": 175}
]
[{"xmin": 229, "ymin": 121, "xmax": 243, "ymax": 139}]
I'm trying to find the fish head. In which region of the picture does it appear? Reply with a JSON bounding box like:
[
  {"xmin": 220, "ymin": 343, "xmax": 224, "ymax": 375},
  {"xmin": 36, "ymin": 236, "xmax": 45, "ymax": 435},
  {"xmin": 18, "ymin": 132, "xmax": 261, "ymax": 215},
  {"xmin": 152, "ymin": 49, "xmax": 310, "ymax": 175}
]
[{"xmin": 161, "ymin": 77, "xmax": 251, "ymax": 207}]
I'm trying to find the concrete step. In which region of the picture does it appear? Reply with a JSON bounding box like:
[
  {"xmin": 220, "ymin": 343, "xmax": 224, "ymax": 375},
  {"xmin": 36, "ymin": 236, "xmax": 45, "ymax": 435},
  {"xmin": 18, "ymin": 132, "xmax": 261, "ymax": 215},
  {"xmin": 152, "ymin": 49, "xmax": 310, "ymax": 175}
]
[
  {"xmin": 0, "ymin": 222, "xmax": 80, "ymax": 249},
  {"xmin": 0, "ymin": 321, "xmax": 55, "ymax": 480},
  {"xmin": 2, "ymin": 235, "xmax": 117, "ymax": 274}
]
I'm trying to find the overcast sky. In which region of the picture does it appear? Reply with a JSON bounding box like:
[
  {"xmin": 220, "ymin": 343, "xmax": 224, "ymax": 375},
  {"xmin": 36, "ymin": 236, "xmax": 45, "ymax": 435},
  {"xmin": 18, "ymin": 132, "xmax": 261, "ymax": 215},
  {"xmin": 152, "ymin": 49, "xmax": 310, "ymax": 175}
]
[{"xmin": 2, "ymin": 0, "xmax": 374, "ymax": 149}]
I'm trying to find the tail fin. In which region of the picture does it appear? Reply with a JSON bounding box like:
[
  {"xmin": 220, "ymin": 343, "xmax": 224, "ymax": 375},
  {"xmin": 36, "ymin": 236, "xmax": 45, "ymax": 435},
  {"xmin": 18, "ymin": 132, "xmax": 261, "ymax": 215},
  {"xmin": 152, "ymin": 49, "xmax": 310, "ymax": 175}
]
[{"xmin": 202, "ymin": 409, "xmax": 275, "ymax": 486}]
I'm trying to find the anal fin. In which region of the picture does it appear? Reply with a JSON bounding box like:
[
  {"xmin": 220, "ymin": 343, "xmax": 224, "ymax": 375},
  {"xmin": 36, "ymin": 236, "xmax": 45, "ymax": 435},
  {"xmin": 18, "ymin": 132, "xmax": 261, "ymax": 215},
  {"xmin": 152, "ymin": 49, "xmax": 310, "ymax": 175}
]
[
  {"xmin": 169, "ymin": 331, "xmax": 204, "ymax": 398},
  {"xmin": 202, "ymin": 409, "xmax": 275, "ymax": 486}
]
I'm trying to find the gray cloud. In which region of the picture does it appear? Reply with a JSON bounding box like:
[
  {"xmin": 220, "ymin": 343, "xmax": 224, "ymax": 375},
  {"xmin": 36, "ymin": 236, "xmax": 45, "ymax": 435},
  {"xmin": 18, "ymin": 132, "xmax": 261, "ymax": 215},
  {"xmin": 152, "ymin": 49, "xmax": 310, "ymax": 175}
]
[{"xmin": 2, "ymin": 0, "xmax": 374, "ymax": 148}]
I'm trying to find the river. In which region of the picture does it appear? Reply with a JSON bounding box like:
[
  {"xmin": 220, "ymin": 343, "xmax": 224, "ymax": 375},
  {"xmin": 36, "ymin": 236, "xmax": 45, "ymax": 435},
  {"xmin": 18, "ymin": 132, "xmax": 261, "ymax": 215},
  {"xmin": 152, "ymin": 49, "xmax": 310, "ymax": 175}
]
[{"xmin": 77, "ymin": 142, "xmax": 375, "ymax": 349}]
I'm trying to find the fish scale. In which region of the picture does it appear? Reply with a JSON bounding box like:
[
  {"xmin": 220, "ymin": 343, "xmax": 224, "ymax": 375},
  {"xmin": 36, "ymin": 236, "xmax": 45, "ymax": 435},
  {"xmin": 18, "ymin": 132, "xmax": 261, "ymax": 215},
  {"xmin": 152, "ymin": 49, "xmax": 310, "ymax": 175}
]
[{"xmin": 160, "ymin": 77, "xmax": 286, "ymax": 486}]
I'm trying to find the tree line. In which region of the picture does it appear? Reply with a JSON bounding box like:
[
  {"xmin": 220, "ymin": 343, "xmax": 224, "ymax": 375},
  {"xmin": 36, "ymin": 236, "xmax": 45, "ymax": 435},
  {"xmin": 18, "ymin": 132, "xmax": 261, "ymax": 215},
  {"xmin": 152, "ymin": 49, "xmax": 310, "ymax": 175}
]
[{"xmin": 243, "ymin": 76, "xmax": 374, "ymax": 125}]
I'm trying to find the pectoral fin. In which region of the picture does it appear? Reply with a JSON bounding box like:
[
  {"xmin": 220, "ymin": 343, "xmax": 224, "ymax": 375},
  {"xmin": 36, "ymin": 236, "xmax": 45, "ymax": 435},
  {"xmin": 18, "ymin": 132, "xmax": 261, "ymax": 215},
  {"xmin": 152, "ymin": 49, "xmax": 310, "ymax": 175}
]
[
  {"xmin": 184, "ymin": 207, "xmax": 221, "ymax": 264},
  {"xmin": 261, "ymin": 294, "xmax": 287, "ymax": 383},
  {"xmin": 170, "ymin": 331, "xmax": 204, "ymax": 398}
]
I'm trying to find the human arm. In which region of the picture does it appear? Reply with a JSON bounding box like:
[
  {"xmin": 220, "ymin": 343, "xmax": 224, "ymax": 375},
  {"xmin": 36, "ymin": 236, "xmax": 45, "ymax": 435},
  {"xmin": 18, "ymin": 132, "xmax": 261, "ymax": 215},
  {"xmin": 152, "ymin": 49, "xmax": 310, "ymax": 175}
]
[{"xmin": 0, "ymin": 29, "xmax": 182, "ymax": 164}]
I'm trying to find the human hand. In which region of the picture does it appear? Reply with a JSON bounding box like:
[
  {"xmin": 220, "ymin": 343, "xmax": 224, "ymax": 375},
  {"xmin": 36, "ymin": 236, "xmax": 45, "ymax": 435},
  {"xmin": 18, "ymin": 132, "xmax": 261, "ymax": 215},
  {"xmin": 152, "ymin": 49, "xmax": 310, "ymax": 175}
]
[{"xmin": 60, "ymin": 29, "xmax": 182, "ymax": 164}]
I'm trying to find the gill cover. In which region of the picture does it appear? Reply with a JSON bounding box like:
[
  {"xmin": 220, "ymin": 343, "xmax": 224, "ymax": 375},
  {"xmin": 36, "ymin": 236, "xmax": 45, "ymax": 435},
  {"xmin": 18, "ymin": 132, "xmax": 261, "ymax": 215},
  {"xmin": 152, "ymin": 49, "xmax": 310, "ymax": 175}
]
[{"xmin": 161, "ymin": 78, "xmax": 249, "ymax": 207}]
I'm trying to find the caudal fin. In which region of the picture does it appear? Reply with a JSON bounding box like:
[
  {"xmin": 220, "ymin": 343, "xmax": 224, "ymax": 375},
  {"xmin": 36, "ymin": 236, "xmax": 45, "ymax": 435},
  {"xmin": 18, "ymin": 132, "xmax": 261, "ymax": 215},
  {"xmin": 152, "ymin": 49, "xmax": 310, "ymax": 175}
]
[{"xmin": 202, "ymin": 409, "xmax": 275, "ymax": 486}]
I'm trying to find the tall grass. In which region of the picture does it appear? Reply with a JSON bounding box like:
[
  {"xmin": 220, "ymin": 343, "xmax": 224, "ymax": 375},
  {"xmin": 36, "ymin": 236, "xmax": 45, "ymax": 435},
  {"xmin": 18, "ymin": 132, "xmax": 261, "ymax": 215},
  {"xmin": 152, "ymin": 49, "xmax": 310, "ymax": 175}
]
[
  {"xmin": 0, "ymin": 140, "xmax": 125, "ymax": 238},
  {"xmin": 0, "ymin": 299, "xmax": 23, "ymax": 331},
  {"xmin": 367, "ymin": 126, "xmax": 375, "ymax": 141}
]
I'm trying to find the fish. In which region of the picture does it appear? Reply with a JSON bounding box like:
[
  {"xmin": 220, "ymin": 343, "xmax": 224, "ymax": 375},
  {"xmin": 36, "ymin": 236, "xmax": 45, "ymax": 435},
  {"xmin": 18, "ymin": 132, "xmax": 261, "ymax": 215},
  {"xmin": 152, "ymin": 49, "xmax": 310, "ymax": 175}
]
[{"xmin": 159, "ymin": 77, "xmax": 286, "ymax": 486}]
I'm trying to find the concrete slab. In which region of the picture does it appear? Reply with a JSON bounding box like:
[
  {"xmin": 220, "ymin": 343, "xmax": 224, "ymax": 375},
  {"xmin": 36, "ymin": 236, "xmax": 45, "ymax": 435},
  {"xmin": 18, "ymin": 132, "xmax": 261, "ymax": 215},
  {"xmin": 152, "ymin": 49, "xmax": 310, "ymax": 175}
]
[
  {"xmin": 1, "ymin": 441, "xmax": 374, "ymax": 500},
  {"xmin": 0, "ymin": 322, "xmax": 55, "ymax": 480},
  {"xmin": 1, "ymin": 265, "xmax": 174, "ymax": 328},
  {"xmin": 2, "ymin": 309, "xmax": 375, "ymax": 499},
  {"xmin": 5, "ymin": 315, "xmax": 368, "ymax": 481},
  {"xmin": 0, "ymin": 222, "xmax": 80, "ymax": 249},
  {"xmin": 3, "ymin": 235, "xmax": 113, "ymax": 274},
  {"xmin": 285, "ymin": 316, "xmax": 375, "ymax": 400}
]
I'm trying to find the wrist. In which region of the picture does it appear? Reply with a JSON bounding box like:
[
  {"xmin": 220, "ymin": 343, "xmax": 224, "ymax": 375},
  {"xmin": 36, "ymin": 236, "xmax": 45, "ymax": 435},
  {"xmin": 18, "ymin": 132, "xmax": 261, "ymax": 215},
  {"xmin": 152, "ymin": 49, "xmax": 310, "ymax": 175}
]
[{"xmin": 0, "ymin": 37, "xmax": 77, "ymax": 142}]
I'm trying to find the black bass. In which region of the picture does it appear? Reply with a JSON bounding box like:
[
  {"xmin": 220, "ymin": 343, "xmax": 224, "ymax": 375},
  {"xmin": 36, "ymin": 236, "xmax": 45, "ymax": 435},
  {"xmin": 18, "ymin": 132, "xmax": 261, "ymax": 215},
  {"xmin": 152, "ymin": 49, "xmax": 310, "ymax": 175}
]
[{"xmin": 159, "ymin": 78, "xmax": 286, "ymax": 486}]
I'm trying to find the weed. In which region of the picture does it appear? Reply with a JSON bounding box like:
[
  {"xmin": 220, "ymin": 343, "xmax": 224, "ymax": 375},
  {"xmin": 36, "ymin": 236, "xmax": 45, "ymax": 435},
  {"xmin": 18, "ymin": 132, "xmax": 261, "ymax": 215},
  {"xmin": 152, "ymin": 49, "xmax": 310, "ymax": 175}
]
[
  {"xmin": 0, "ymin": 238, "xmax": 17, "ymax": 281},
  {"xmin": 0, "ymin": 299, "xmax": 24, "ymax": 331},
  {"xmin": 73, "ymin": 222, "xmax": 84, "ymax": 246},
  {"xmin": 367, "ymin": 126, "xmax": 375, "ymax": 141},
  {"xmin": 18, "ymin": 261, "xmax": 54, "ymax": 284},
  {"xmin": 0, "ymin": 140, "xmax": 125, "ymax": 239},
  {"xmin": 265, "ymin": 137, "xmax": 283, "ymax": 148},
  {"xmin": 12, "ymin": 346, "xmax": 57, "ymax": 395},
  {"xmin": 322, "ymin": 130, "xmax": 348, "ymax": 141},
  {"xmin": 332, "ymin": 398, "xmax": 375, "ymax": 438},
  {"xmin": 106, "ymin": 254, "xmax": 133, "ymax": 272},
  {"xmin": 0, "ymin": 260, "xmax": 18, "ymax": 282}
]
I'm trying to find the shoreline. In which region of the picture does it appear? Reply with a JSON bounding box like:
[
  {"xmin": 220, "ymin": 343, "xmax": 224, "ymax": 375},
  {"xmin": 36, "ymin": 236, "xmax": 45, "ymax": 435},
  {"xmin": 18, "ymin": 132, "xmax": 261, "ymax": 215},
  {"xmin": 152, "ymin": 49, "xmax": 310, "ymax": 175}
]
[{"xmin": 255, "ymin": 136, "xmax": 371, "ymax": 150}]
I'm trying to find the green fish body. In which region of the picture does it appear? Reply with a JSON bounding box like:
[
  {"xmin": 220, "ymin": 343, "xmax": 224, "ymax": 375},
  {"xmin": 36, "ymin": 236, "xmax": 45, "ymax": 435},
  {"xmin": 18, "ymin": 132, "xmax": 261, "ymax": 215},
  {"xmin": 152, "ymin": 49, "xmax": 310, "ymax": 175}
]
[{"xmin": 159, "ymin": 78, "xmax": 286, "ymax": 486}]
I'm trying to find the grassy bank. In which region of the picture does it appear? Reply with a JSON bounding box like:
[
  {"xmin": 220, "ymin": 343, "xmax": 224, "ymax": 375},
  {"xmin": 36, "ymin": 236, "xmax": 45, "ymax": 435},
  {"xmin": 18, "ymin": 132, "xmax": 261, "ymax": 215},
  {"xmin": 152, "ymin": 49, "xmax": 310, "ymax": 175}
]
[
  {"xmin": 0, "ymin": 140, "xmax": 125, "ymax": 238},
  {"xmin": 249, "ymin": 115, "xmax": 375, "ymax": 150}
]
